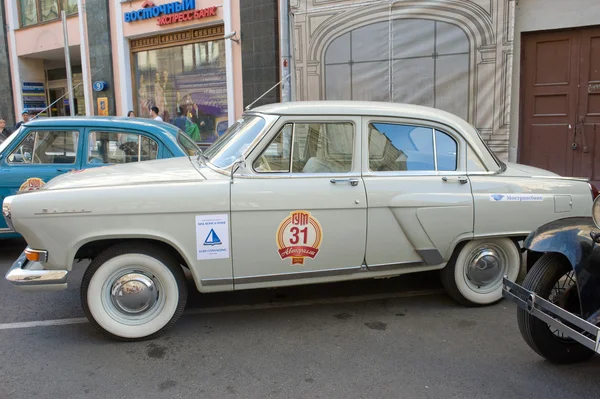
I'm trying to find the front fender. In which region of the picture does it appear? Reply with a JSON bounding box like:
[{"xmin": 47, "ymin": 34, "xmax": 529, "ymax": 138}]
[{"xmin": 525, "ymin": 216, "xmax": 600, "ymax": 322}]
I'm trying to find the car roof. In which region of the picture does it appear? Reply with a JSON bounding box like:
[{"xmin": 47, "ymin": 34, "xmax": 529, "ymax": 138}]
[
  {"xmin": 21, "ymin": 116, "xmax": 178, "ymax": 134},
  {"xmin": 249, "ymin": 101, "xmax": 501, "ymax": 170}
]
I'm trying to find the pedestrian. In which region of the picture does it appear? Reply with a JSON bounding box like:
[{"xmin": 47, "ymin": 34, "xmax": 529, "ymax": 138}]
[
  {"xmin": 15, "ymin": 111, "xmax": 30, "ymax": 130},
  {"xmin": 171, "ymin": 107, "xmax": 187, "ymax": 131},
  {"xmin": 149, "ymin": 106, "xmax": 162, "ymax": 121},
  {"xmin": 0, "ymin": 118, "xmax": 11, "ymax": 144},
  {"xmin": 127, "ymin": 110, "xmax": 135, "ymax": 117}
]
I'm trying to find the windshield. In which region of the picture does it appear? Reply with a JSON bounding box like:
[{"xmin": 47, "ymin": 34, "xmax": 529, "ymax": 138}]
[
  {"xmin": 176, "ymin": 130, "xmax": 201, "ymax": 156},
  {"xmin": 204, "ymin": 115, "xmax": 267, "ymax": 169},
  {"xmin": 0, "ymin": 127, "xmax": 22, "ymax": 154}
]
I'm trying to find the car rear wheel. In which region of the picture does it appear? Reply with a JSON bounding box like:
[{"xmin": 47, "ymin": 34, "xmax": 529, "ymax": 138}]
[
  {"xmin": 517, "ymin": 253, "xmax": 595, "ymax": 363},
  {"xmin": 441, "ymin": 238, "xmax": 521, "ymax": 306},
  {"xmin": 81, "ymin": 242, "xmax": 187, "ymax": 341}
]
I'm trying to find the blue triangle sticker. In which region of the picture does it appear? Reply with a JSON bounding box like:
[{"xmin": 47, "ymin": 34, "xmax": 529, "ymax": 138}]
[{"xmin": 204, "ymin": 228, "xmax": 222, "ymax": 246}]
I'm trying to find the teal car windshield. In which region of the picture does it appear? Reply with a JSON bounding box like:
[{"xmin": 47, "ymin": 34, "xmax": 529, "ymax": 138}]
[
  {"xmin": 0, "ymin": 127, "xmax": 22, "ymax": 155},
  {"xmin": 204, "ymin": 115, "xmax": 266, "ymax": 169}
]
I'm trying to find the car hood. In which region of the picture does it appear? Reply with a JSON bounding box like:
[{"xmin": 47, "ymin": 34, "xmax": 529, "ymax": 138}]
[
  {"xmin": 41, "ymin": 157, "xmax": 205, "ymax": 191},
  {"xmin": 502, "ymin": 162, "xmax": 561, "ymax": 177}
]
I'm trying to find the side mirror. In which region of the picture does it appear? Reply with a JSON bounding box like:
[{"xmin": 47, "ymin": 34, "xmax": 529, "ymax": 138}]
[{"xmin": 230, "ymin": 155, "xmax": 247, "ymax": 184}]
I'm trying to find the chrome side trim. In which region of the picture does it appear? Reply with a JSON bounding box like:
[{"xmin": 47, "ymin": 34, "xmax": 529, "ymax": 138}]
[
  {"xmin": 367, "ymin": 261, "xmax": 425, "ymax": 271},
  {"xmin": 233, "ymin": 266, "xmax": 364, "ymax": 285},
  {"xmin": 0, "ymin": 227, "xmax": 14, "ymax": 233},
  {"xmin": 200, "ymin": 277, "xmax": 234, "ymax": 287},
  {"xmin": 416, "ymin": 249, "xmax": 444, "ymax": 266},
  {"xmin": 5, "ymin": 252, "xmax": 68, "ymax": 287},
  {"xmin": 473, "ymin": 232, "xmax": 529, "ymax": 239}
]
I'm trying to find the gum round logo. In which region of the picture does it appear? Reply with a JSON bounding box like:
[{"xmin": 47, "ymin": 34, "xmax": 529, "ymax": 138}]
[
  {"xmin": 276, "ymin": 210, "xmax": 323, "ymax": 265},
  {"xmin": 19, "ymin": 178, "xmax": 45, "ymax": 192}
]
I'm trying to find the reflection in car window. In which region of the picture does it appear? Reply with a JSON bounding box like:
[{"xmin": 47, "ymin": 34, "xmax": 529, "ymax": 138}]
[
  {"xmin": 368, "ymin": 123, "xmax": 458, "ymax": 172},
  {"xmin": 8, "ymin": 131, "xmax": 79, "ymax": 164},
  {"xmin": 204, "ymin": 115, "xmax": 266, "ymax": 169},
  {"xmin": 254, "ymin": 122, "xmax": 354, "ymax": 174},
  {"xmin": 0, "ymin": 127, "xmax": 22, "ymax": 154},
  {"xmin": 368, "ymin": 123, "xmax": 434, "ymax": 171},
  {"xmin": 88, "ymin": 131, "xmax": 158, "ymax": 164}
]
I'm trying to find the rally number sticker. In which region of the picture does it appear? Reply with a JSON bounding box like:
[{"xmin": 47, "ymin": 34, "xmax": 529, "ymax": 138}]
[{"xmin": 276, "ymin": 211, "xmax": 323, "ymax": 265}]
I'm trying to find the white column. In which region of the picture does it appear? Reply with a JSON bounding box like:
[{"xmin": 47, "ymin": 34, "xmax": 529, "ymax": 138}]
[
  {"xmin": 223, "ymin": 0, "xmax": 235, "ymax": 125},
  {"xmin": 115, "ymin": 0, "xmax": 133, "ymax": 115},
  {"xmin": 5, "ymin": 1, "xmax": 23, "ymax": 119},
  {"xmin": 77, "ymin": 0, "xmax": 92, "ymax": 115}
]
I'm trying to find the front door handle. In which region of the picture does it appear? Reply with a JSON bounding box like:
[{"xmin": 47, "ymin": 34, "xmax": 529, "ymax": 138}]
[
  {"xmin": 330, "ymin": 178, "xmax": 359, "ymax": 187},
  {"xmin": 442, "ymin": 176, "xmax": 468, "ymax": 184},
  {"xmin": 57, "ymin": 168, "xmax": 74, "ymax": 172}
]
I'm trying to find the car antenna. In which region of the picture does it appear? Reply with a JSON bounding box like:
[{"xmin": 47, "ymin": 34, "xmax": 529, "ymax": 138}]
[
  {"xmin": 30, "ymin": 66, "xmax": 106, "ymax": 120},
  {"xmin": 245, "ymin": 74, "xmax": 291, "ymax": 111}
]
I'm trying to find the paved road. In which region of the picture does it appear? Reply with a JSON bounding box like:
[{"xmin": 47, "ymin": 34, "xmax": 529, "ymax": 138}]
[{"xmin": 1, "ymin": 239, "xmax": 599, "ymax": 399}]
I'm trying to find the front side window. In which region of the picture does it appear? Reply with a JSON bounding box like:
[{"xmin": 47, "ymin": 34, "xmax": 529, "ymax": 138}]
[
  {"xmin": 368, "ymin": 123, "xmax": 457, "ymax": 172},
  {"xmin": 254, "ymin": 122, "xmax": 354, "ymax": 174},
  {"xmin": 8, "ymin": 130, "xmax": 79, "ymax": 164},
  {"xmin": 87, "ymin": 132, "xmax": 158, "ymax": 164}
]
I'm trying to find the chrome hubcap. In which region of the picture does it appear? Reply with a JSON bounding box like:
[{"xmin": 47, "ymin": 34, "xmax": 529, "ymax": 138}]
[
  {"xmin": 110, "ymin": 272, "xmax": 158, "ymax": 315},
  {"xmin": 465, "ymin": 245, "xmax": 507, "ymax": 292}
]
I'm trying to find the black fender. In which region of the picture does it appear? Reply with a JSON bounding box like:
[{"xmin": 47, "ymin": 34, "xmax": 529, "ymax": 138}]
[{"xmin": 524, "ymin": 216, "xmax": 600, "ymax": 324}]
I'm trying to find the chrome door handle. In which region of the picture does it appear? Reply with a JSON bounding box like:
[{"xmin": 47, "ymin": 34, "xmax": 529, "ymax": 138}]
[
  {"xmin": 442, "ymin": 176, "xmax": 468, "ymax": 184},
  {"xmin": 330, "ymin": 178, "xmax": 359, "ymax": 187}
]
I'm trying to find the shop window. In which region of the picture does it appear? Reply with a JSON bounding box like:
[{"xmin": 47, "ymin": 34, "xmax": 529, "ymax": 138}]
[
  {"xmin": 325, "ymin": 19, "xmax": 470, "ymax": 120},
  {"xmin": 8, "ymin": 131, "xmax": 79, "ymax": 164},
  {"xmin": 19, "ymin": 0, "xmax": 78, "ymax": 28},
  {"xmin": 87, "ymin": 132, "xmax": 158, "ymax": 164},
  {"xmin": 133, "ymin": 38, "xmax": 229, "ymax": 148}
]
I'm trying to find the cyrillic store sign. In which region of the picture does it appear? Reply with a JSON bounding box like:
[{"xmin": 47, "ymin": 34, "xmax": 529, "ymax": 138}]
[{"xmin": 124, "ymin": 0, "xmax": 217, "ymax": 26}]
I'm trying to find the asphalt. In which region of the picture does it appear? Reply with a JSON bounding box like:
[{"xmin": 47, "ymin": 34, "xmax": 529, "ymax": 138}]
[{"xmin": 1, "ymin": 238, "xmax": 599, "ymax": 399}]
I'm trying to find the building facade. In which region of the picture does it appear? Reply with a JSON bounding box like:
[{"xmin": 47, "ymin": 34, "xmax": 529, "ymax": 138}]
[{"xmin": 2, "ymin": 0, "xmax": 280, "ymax": 147}]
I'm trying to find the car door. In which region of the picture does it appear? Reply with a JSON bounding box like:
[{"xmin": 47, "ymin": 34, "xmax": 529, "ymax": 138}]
[
  {"xmin": 230, "ymin": 116, "xmax": 367, "ymax": 289},
  {"xmin": 361, "ymin": 117, "xmax": 474, "ymax": 270},
  {"xmin": 0, "ymin": 127, "xmax": 84, "ymax": 233},
  {"xmin": 83, "ymin": 128, "xmax": 161, "ymax": 168}
]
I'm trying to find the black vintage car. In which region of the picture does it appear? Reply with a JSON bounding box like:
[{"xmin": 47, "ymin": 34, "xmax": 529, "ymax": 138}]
[{"xmin": 503, "ymin": 196, "xmax": 600, "ymax": 363}]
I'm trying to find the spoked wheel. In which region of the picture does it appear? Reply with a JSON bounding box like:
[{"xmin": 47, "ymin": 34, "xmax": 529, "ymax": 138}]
[
  {"xmin": 441, "ymin": 238, "xmax": 522, "ymax": 306},
  {"xmin": 517, "ymin": 253, "xmax": 595, "ymax": 363},
  {"xmin": 81, "ymin": 242, "xmax": 188, "ymax": 341}
]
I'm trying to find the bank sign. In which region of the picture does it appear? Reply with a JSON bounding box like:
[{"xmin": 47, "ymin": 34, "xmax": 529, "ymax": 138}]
[{"xmin": 124, "ymin": 0, "xmax": 217, "ymax": 26}]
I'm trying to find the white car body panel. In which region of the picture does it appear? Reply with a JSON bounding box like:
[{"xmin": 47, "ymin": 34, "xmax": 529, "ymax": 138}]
[{"xmin": 3, "ymin": 101, "xmax": 594, "ymax": 294}]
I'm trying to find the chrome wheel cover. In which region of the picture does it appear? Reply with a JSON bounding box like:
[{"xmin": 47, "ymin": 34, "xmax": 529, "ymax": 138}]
[{"xmin": 464, "ymin": 244, "xmax": 509, "ymax": 294}]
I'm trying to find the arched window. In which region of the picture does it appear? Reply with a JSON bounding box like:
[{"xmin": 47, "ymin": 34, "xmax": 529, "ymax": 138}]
[{"xmin": 324, "ymin": 19, "xmax": 470, "ymax": 120}]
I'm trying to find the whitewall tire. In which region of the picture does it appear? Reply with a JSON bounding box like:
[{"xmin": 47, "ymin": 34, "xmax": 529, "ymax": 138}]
[
  {"xmin": 441, "ymin": 238, "xmax": 521, "ymax": 306},
  {"xmin": 81, "ymin": 243, "xmax": 187, "ymax": 341}
]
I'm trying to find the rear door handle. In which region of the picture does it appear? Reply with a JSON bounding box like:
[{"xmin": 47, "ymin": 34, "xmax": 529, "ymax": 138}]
[
  {"xmin": 330, "ymin": 178, "xmax": 359, "ymax": 187},
  {"xmin": 442, "ymin": 176, "xmax": 468, "ymax": 184},
  {"xmin": 57, "ymin": 168, "xmax": 74, "ymax": 172}
]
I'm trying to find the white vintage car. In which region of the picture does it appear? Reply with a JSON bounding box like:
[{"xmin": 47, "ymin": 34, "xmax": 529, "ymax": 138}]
[{"xmin": 3, "ymin": 101, "xmax": 595, "ymax": 341}]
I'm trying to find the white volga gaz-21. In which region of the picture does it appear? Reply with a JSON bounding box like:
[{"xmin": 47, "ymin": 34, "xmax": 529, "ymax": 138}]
[{"xmin": 3, "ymin": 101, "xmax": 596, "ymax": 340}]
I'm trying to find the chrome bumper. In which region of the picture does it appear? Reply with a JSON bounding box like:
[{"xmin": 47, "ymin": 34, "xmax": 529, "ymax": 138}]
[
  {"xmin": 5, "ymin": 251, "xmax": 68, "ymax": 292},
  {"xmin": 502, "ymin": 276, "xmax": 600, "ymax": 354}
]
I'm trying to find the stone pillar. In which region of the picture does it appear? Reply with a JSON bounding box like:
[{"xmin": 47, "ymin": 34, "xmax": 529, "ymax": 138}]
[
  {"xmin": 0, "ymin": 5, "xmax": 16, "ymax": 126},
  {"xmin": 85, "ymin": 0, "xmax": 116, "ymax": 116}
]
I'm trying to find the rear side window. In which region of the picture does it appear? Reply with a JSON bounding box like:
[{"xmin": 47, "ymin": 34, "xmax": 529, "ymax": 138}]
[{"xmin": 368, "ymin": 122, "xmax": 457, "ymax": 172}]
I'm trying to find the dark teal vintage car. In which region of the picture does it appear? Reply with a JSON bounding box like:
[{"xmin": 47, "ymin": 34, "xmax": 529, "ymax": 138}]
[{"xmin": 0, "ymin": 117, "xmax": 200, "ymax": 239}]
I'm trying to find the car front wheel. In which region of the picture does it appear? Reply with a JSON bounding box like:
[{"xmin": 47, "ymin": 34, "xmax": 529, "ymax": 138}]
[
  {"xmin": 441, "ymin": 238, "xmax": 521, "ymax": 306},
  {"xmin": 81, "ymin": 242, "xmax": 188, "ymax": 341}
]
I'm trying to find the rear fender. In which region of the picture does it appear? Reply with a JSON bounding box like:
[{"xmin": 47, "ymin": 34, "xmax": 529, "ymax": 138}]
[{"xmin": 524, "ymin": 216, "xmax": 600, "ymax": 322}]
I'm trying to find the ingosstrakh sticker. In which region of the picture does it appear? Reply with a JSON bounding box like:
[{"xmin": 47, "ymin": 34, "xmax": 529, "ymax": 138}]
[{"xmin": 276, "ymin": 210, "xmax": 323, "ymax": 265}]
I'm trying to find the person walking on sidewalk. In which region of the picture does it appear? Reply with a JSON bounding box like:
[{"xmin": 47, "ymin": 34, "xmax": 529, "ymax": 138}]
[
  {"xmin": 15, "ymin": 111, "xmax": 30, "ymax": 130},
  {"xmin": 149, "ymin": 106, "xmax": 163, "ymax": 122},
  {"xmin": 0, "ymin": 118, "xmax": 11, "ymax": 144}
]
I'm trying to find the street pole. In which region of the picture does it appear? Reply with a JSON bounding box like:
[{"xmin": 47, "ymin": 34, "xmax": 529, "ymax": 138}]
[
  {"xmin": 279, "ymin": 0, "xmax": 291, "ymax": 102},
  {"xmin": 62, "ymin": 10, "xmax": 75, "ymax": 116}
]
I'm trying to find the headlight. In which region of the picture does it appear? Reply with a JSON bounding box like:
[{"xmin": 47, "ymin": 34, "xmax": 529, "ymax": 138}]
[
  {"xmin": 2, "ymin": 196, "xmax": 14, "ymax": 231},
  {"xmin": 593, "ymin": 195, "xmax": 600, "ymax": 230}
]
